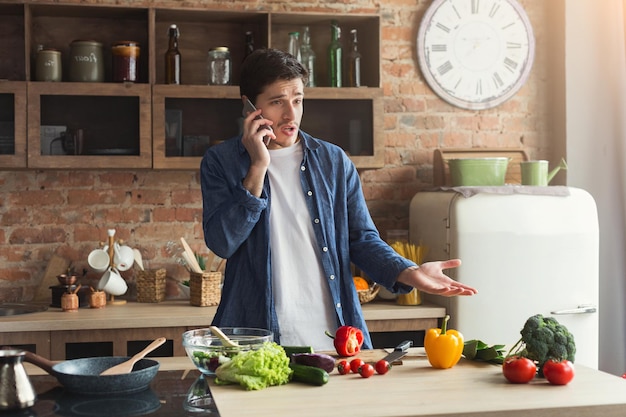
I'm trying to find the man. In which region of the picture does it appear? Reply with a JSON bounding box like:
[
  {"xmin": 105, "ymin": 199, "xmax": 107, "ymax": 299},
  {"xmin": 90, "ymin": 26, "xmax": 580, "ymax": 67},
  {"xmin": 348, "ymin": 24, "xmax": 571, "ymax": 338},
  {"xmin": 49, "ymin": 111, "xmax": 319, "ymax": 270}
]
[{"xmin": 201, "ymin": 48, "xmax": 477, "ymax": 350}]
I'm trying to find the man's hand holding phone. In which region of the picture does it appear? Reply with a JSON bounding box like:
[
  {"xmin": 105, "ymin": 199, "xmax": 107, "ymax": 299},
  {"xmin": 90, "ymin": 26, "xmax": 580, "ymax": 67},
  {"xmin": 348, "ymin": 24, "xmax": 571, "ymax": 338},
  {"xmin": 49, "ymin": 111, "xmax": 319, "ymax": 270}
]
[
  {"xmin": 242, "ymin": 98, "xmax": 274, "ymax": 146},
  {"xmin": 241, "ymin": 98, "xmax": 274, "ymax": 197}
]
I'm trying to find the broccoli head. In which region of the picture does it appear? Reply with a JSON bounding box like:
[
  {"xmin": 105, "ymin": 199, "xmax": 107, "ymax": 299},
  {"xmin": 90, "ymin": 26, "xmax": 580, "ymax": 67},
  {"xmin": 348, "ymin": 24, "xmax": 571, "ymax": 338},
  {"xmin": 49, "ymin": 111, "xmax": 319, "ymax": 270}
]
[{"xmin": 511, "ymin": 314, "xmax": 576, "ymax": 374}]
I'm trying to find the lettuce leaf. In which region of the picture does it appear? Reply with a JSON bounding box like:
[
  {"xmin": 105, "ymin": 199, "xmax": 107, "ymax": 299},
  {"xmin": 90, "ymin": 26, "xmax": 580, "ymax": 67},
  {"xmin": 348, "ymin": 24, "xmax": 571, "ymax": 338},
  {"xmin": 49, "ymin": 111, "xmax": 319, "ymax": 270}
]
[{"xmin": 214, "ymin": 342, "xmax": 293, "ymax": 390}]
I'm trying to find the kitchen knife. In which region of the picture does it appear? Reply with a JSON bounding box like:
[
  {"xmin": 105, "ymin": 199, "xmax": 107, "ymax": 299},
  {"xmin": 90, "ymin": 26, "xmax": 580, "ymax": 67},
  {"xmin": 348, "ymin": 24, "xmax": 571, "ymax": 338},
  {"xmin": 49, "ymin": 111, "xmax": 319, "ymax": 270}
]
[{"xmin": 381, "ymin": 340, "xmax": 413, "ymax": 364}]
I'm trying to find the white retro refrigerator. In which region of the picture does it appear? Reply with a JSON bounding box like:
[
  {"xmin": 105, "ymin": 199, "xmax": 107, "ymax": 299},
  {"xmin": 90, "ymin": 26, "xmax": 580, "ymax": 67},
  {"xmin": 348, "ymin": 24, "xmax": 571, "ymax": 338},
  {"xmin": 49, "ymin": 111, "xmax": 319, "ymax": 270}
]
[{"xmin": 409, "ymin": 187, "xmax": 599, "ymax": 368}]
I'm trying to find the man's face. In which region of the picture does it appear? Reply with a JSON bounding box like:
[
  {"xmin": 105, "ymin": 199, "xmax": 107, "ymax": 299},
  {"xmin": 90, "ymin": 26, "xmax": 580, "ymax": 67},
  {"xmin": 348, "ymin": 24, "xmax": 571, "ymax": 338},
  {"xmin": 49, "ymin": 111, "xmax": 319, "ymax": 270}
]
[{"xmin": 254, "ymin": 78, "xmax": 304, "ymax": 150}]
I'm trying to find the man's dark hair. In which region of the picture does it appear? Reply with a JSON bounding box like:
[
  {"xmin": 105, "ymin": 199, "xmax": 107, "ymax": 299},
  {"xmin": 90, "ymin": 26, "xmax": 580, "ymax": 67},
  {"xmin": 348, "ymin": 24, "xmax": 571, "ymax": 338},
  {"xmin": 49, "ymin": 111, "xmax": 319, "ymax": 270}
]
[{"xmin": 239, "ymin": 48, "xmax": 308, "ymax": 103}]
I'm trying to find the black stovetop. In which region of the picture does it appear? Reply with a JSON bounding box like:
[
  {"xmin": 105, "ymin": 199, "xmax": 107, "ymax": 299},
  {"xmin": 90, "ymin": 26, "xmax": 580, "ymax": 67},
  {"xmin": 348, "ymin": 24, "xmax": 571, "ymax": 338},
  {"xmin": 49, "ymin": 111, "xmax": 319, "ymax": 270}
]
[{"xmin": 1, "ymin": 370, "xmax": 220, "ymax": 417}]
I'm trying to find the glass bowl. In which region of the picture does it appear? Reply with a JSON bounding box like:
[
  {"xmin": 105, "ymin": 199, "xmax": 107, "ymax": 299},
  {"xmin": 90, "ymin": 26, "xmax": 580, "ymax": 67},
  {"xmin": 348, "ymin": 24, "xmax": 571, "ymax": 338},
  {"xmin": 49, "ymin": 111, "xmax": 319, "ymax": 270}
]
[{"xmin": 182, "ymin": 327, "xmax": 273, "ymax": 375}]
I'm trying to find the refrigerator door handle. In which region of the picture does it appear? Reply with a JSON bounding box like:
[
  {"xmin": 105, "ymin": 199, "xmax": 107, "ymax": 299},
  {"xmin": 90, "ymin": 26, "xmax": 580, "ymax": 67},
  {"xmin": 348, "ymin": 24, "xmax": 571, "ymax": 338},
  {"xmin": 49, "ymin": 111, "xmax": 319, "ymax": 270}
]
[{"xmin": 550, "ymin": 305, "xmax": 597, "ymax": 315}]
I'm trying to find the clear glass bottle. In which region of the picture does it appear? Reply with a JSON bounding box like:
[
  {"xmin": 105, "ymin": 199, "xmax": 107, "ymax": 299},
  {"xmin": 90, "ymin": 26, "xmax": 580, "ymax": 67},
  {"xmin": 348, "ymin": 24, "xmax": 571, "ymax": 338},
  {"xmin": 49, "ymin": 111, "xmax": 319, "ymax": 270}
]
[
  {"xmin": 208, "ymin": 47, "xmax": 231, "ymax": 85},
  {"xmin": 245, "ymin": 31, "xmax": 255, "ymax": 58},
  {"xmin": 165, "ymin": 24, "xmax": 181, "ymax": 84},
  {"xmin": 347, "ymin": 29, "xmax": 361, "ymax": 87},
  {"xmin": 287, "ymin": 32, "xmax": 301, "ymax": 62},
  {"xmin": 328, "ymin": 20, "xmax": 342, "ymax": 87},
  {"xmin": 300, "ymin": 26, "xmax": 316, "ymax": 87}
]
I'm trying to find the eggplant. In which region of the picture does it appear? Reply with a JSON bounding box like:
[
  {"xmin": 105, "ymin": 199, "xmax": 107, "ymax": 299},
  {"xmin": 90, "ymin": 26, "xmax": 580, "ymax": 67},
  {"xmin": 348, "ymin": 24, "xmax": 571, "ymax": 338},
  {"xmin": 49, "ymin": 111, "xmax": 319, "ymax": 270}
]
[{"xmin": 291, "ymin": 353, "xmax": 336, "ymax": 373}]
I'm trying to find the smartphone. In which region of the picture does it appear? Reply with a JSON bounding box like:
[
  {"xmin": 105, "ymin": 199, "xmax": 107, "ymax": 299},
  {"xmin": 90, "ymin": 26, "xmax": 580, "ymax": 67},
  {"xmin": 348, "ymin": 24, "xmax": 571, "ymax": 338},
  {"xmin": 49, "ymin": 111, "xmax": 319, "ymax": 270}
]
[{"xmin": 242, "ymin": 98, "xmax": 273, "ymax": 144}]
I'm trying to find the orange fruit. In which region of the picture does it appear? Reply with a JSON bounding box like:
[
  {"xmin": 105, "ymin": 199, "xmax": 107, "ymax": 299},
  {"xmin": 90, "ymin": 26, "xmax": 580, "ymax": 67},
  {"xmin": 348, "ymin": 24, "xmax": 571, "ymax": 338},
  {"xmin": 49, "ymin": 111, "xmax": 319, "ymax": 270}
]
[{"xmin": 353, "ymin": 276, "xmax": 369, "ymax": 291}]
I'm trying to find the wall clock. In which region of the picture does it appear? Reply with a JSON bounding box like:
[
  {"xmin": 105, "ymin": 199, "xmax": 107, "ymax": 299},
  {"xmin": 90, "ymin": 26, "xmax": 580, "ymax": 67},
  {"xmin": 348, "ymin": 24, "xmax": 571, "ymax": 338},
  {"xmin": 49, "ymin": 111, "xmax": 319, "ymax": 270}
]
[{"xmin": 417, "ymin": 0, "xmax": 535, "ymax": 110}]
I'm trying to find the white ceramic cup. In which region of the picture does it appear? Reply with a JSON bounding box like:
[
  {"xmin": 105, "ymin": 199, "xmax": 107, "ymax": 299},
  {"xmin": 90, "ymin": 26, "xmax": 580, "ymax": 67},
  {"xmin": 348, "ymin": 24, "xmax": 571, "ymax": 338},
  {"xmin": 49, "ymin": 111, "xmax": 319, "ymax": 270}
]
[
  {"xmin": 114, "ymin": 243, "xmax": 135, "ymax": 272},
  {"xmin": 88, "ymin": 248, "xmax": 110, "ymax": 273},
  {"xmin": 97, "ymin": 267, "xmax": 128, "ymax": 296}
]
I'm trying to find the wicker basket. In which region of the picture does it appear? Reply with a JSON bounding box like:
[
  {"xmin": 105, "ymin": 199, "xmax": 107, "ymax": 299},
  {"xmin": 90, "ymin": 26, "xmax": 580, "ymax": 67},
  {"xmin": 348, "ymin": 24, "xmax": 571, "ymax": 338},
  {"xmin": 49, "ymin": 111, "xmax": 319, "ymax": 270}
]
[
  {"xmin": 358, "ymin": 283, "xmax": 381, "ymax": 304},
  {"xmin": 190, "ymin": 271, "xmax": 222, "ymax": 307},
  {"xmin": 136, "ymin": 269, "xmax": 167, "ymax": 303}
]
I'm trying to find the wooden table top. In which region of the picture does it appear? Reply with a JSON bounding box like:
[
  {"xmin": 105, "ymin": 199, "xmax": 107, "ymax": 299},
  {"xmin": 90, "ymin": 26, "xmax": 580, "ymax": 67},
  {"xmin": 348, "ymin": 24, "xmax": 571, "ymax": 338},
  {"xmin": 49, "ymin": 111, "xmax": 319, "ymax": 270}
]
[
  {"xmin": 0, "ymin": 300, "xmax": 445, "ymax": 332},
  {"xmin": 22, "ymin": 352, "xmax": 626, "ymax": 417},
  {"xmin": 208, "ymin": 349, "xmax": 626, "ymax": 417}
]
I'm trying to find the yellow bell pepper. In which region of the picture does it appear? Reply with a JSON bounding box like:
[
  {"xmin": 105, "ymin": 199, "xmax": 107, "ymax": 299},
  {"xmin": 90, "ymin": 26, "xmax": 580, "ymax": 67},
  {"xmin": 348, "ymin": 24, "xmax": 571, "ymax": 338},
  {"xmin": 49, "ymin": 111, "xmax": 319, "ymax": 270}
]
[{"xmin": 424, "ymin": 315, "xmax": 464, "ymax": 369}]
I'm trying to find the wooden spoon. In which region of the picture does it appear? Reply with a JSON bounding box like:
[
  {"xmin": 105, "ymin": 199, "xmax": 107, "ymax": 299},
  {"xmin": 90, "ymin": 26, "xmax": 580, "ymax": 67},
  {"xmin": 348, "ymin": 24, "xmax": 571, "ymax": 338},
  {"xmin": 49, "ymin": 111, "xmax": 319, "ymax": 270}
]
[
  {"xmin": 209, "ymin": 326, "xmax": 239, "ymax": 348},
  {"xmin": 100, "ymin": 337, "xmax": 166, "ymax": 375}
]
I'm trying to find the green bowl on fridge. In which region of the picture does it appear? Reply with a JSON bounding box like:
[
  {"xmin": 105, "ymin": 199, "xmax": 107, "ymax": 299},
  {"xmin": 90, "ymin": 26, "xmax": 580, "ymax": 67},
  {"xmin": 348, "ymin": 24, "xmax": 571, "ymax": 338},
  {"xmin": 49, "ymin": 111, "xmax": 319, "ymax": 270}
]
[{"xmin": 448, "ymin": 158, "xmax": 510, "ymax": 186}]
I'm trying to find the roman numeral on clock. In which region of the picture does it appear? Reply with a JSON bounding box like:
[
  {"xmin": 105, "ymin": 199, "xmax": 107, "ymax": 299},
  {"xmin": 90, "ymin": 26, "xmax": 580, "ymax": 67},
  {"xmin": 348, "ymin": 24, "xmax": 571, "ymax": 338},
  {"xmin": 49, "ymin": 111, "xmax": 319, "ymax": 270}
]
[
  {"xmin": 492, "ymin": 72, "xmax": 504, "ymax": 88},
  {"xmin": 437, "ymin": 60, "xmax": 453, "ymax": 75},
  {"xmin": 503, "ymin": 57, "xmax": 518, "ymax": 72},
  {"xmin": 471, "ymin": 0, "xmax": 480, "ymax": 14},
  {"xmin": 431, "ymin": 44, "xmax": 447, "ymax": 52},
  {"xmin": 436, "ymin": 22, "xmax": 451, "ymax": 33},
  {"xmin": 489, "ymin": 3, "xmax": 500, "ymax": 18}
]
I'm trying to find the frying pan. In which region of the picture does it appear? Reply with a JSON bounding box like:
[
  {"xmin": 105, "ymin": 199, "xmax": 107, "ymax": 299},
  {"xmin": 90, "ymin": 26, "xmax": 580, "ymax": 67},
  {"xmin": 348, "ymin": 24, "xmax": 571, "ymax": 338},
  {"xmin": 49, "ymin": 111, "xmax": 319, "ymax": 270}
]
[{"xmin": 22, "ymin": 351, "xmax": 159, "ymax": 396}]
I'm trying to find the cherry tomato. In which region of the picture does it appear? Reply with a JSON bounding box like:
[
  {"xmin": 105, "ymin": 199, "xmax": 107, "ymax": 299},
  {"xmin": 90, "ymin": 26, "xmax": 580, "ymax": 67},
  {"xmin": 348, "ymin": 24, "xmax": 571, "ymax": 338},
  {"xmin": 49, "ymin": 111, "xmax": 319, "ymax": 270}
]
[
  {"xmin": 543, "ymin": 359, "xmax": 575, "ymax": 385},
  {"xmin": 502, "ymin": 356, "xmax": 537, "ymax": 384},
  {"xmin": 375, "ymin": 359, "xmax": 391, "ymax": 375},
  {"xmin": 358, "ymin": 363, "xmax": 375, "ymax": 378},
  {"xmin": 337, "ymin": 360, "xmax": 350, "ymax": 375},
  {"xmin": 350, "ymin": 358, "xmax": 365, "ymax": 374}
]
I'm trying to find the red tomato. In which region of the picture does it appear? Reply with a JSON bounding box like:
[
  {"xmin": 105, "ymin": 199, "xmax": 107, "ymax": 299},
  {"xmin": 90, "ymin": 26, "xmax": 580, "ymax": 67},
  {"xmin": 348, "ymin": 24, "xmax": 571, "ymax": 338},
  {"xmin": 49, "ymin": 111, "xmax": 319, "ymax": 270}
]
[
  {"xmin": 337, "ymin": 360, "xmax": 350, "ymax": 375},
  {"xmin": 358, "ymin": 363, "xmax": 375, "ymax": 378},
  {"xmin": 502, "ymin": 356, "xmax": 537, "ymax": 384},
  {"xmin": 375, "ymin": 359, "xmax": 391, "ymax": 375},
  {"xmin": 543, "ymin": 359, "xmax": 575, "ymax": 385},
  {"xmin": 350, "ymin": 358, "xmax": 365, "ymax": 374}
]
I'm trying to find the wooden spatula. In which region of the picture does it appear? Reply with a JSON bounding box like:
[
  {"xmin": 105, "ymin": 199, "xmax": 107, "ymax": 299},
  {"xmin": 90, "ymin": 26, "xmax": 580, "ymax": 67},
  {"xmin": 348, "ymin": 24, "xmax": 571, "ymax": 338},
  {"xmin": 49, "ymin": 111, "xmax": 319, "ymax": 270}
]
[
  {"xmin": 100, "ymin": 337, "xmax": 166, "ymax": 375},
  {"xmin": 209, "ymin": 326, "xmax": 239, "ymax": 348}
]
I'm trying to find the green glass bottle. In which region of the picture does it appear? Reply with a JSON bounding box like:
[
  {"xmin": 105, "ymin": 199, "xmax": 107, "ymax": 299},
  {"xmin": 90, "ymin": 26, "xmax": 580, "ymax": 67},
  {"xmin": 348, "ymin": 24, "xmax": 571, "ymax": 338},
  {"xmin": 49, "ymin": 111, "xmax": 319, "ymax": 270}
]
[{"xmin": 328, "ymin": 20, "xmax": 342, "ymax": 87}]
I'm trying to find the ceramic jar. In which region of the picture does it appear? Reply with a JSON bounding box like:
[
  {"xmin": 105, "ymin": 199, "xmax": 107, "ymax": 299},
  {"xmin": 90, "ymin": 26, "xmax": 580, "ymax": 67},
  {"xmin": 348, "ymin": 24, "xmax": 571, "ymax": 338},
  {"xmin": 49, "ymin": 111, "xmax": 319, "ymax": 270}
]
[
  {"xmin": 69, "ymin": 40, "xmax": 104, "ymax": 82},
  {"xmin": 35, "ymin": 48, "xmax": 62, "ymax": 82}
]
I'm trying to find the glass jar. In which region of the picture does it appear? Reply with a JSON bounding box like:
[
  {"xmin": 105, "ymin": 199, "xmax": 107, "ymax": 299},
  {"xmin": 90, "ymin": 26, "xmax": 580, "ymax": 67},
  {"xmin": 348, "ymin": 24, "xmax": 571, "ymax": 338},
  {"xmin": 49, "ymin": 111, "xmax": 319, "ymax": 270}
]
[
  {"xmin": 207, "ymin": 47, "xmax": 231, "ymax": 85},
  {"xmin": 112, "ymin": 41, "xmax": 140, "ymax": 82},
  {"xmin": 69, "ymin": 40, "xmax": 104, "ymax": 82}
]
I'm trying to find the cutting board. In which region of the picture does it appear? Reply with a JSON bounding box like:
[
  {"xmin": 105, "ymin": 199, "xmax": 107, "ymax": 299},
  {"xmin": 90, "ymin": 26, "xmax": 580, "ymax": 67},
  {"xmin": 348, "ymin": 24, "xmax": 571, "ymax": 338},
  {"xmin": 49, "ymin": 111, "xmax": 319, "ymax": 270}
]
[
  {"xmin": 321, "ymin": 348, "xmax": 427, "ymax": 365},
  {"xmin": 33, "ymin": 254, "xmax": 70, "ymax": 302},
  {"xmin": 433, "ymin": 148, "xmax": 529, "ymax": 186}
]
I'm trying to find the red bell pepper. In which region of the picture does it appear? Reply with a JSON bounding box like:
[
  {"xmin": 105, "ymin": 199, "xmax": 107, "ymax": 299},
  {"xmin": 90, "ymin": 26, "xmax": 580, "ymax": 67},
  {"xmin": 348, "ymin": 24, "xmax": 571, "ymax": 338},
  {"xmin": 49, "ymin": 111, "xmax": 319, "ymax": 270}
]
[{"xmin": 326, "ymin": 326, "xmax": 364, "ymax": 357}]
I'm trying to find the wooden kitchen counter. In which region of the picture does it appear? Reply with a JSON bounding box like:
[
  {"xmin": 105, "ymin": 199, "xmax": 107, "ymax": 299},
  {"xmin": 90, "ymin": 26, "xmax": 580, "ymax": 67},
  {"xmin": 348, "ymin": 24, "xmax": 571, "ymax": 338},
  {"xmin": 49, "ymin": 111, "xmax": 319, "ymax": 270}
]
[
  {"xmin": 0, "ymin": 300, "xmax": 445, "ymax": 359},
  {"xmin": 0, "ymin": 300, "xmax": 444, "ymax": 332},
  {"xmin": 207, "ymin": 350, "xmax": 626, "ymax": 417},
  {"xmin": 19, "ymin": 353, "xmax": 626, "ymax": 417}
]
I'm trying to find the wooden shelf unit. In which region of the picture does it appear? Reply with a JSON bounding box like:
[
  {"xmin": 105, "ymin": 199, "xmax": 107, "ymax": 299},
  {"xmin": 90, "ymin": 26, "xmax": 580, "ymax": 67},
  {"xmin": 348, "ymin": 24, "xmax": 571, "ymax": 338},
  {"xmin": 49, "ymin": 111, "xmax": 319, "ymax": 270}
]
[{"xmin": 0, "ymin": 2, "xmax": 383, "ymax": 170}]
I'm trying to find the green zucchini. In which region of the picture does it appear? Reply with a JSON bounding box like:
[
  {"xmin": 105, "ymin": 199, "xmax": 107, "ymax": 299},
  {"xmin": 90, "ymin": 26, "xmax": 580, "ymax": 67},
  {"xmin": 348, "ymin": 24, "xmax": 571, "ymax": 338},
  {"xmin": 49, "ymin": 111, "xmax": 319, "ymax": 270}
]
[
  {"xmin": 289, "ymin": 363, "xmax": 329, "ymax": 386},
  {"xmin": 282, "ymin": 345, "xmax": 314, "ymax": 356}
]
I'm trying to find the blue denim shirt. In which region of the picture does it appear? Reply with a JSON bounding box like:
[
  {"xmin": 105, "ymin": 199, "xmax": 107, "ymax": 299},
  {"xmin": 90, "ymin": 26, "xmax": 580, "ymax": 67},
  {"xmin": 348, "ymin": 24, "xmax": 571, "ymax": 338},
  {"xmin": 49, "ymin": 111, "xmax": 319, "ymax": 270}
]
[{"xmin": 200, "ymin": 131, "xmax": 415, "ymax": 349}]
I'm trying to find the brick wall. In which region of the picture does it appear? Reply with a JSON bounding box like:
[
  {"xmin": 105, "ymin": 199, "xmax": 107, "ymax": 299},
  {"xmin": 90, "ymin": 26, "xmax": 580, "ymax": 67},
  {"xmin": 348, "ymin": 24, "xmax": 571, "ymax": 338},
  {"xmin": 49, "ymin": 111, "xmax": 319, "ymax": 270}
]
[{"xmin": 0, "ymin": 0, "xmax": 552, "ymax": 301}]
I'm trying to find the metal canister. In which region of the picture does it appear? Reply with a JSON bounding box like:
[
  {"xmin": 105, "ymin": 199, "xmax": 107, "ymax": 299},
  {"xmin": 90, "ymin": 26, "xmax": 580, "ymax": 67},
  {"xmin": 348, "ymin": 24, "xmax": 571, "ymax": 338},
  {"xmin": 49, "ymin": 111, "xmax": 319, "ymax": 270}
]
[
  {"xmin": 207, "ymin": 47, "xmax": 231, "ymax": 85},
  {"xmin": 112, "ymin": 41, "xmax": 140, "ymax": 83},
  {"xmin": 69, "ymin": 40, "xmax": 104, "ymax": 82},
  {"xmin": 35, "ymin": 48, "xmax": 62, "ymax": 82}
]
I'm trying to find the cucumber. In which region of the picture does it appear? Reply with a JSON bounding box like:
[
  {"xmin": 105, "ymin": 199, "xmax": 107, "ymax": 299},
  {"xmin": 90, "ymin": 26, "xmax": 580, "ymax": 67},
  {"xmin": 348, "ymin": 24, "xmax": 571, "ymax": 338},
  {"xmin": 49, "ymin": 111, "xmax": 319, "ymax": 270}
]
[
  {"xmin": 289, "ymin": 363, "xmax": 329, "ymax": 386},
  {"xmin": 282, "ymin": 345, "xmax": 314, "ymax": 356}
]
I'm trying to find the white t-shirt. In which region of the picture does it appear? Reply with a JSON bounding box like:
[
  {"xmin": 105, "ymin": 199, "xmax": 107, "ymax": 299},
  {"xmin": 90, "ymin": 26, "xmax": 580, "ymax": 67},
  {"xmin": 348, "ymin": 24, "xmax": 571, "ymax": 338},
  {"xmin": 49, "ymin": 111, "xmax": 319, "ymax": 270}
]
[{"xmin": 267, "ymin": 142, "xmax": 336, "ymax": 351}]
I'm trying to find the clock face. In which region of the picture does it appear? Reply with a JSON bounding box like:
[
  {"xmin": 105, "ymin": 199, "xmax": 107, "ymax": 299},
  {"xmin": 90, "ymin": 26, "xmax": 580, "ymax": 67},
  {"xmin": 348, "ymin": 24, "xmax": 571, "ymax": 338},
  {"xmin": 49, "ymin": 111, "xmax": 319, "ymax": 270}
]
[{"xmin": 417, "ymin": 0, "xmax": 535, "ymax": 110}]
